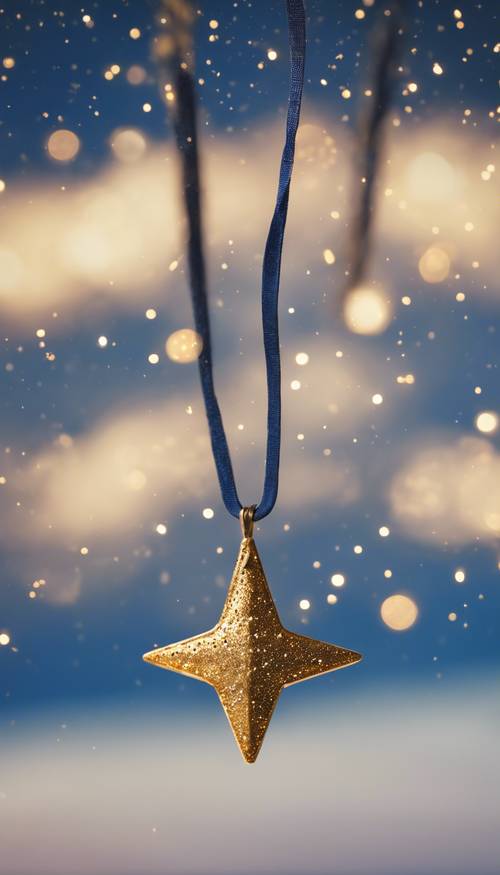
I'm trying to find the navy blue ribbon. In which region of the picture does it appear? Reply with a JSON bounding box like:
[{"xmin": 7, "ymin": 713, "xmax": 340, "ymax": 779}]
[{"xmin": 168, "ymin": 0, "xmax": 306, "ymax": 521}]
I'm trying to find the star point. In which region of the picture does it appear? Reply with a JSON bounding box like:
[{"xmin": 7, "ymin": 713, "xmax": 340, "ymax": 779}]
[{"xmin": 144, "ymin": 537, "xmax": 361, "ymax": 762}]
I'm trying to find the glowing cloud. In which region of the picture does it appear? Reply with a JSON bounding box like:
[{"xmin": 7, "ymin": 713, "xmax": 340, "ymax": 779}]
[{"xmin": 390, "ymin": 436, "xmax": 500, "ymax": 544}]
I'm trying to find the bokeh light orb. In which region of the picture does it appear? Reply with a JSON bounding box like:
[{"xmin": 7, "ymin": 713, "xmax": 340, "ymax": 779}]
[
  {"xmin": 380, "ymin": 594, "xmax": 418, "ymax": 631},
  {"xmin": 475, "ymin": 411, "xmax": 498, "ymax": 434},
  {"xmin": 343, "ymin": 286, "xmax": 392, "ymax": 335},
  {"xmin": 165, "ymin": 329, "xmax": 202, "ymax": 363},
  {"xmin": 126, "ymin": 64, "xmax": 147, "ymax": 85},
  {"xmin": 406, "ymin": 152, "xmax": 458, "ymax": 202},
  {"xmin": 110, "ymin": 128, "xmax": 147, "ymax": 163},
  {"xmin": 47, "ymin": 129, "xmax": 80, "ymax": 162},
  {"xmin": 418, "ymin": 246, "xmax": 450, "ymax": 283}
]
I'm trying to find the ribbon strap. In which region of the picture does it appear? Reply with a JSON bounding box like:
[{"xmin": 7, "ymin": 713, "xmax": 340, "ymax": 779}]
[{"xmin": 163, "ymin": 0, "xmax": 306, "ymax": 521}]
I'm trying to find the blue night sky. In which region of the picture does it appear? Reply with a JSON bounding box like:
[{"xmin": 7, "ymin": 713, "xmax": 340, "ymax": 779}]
[{"xmin": 0, "ymin": 2, "xmax": 499, "ymax": 874}]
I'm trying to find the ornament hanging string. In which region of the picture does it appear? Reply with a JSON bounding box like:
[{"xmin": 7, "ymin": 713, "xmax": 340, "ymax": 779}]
[
  {"xmin": 341, "ymin": 0, "xmax": 407, "ymax": 301},
  {"xmin": 156, "ymin": 0, "xmax": 306, "ymax": 521}
]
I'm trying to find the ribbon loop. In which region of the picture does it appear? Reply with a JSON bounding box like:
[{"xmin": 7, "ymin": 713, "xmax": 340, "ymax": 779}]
[{"xmin": 164, "ymin": 0, "xmax": 306, "ymax": 521}]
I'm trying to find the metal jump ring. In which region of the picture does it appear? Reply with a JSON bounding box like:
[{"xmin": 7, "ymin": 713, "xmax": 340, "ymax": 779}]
[{"xmin": 239, "ymin": 505, "xmax": 256, "ymax": 540}]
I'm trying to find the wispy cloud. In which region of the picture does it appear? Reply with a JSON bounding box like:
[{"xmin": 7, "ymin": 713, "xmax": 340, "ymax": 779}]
[
  {"xmin": 0, "ymin": 116, "xmax": 497, "ymax": 329},
  {"xmin": 1, "ymin": 337, "xmax": 395, "ymax": 599},
  {"xmin": 1, "ymin": 115, "xmax": 498, "ymax": 600},
  {"xmin": 390, "ymin": 435, "xmax": 500, "ymax": 544}
]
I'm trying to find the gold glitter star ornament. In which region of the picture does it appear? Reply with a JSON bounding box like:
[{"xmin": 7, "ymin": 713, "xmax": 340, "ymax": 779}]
[{"xmin": 143, "ymin": 508, "xmax": 362, "ymax": 762}]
